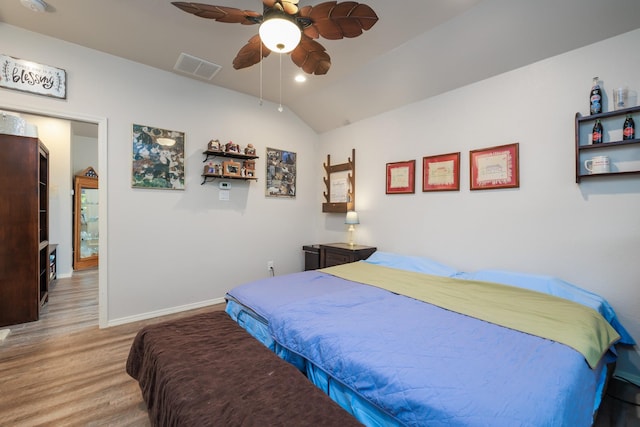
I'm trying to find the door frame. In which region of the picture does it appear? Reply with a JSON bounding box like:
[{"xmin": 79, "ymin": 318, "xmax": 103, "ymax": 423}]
[{"xmin": 1, "ymin": 102, "xmax": 109, "ymax": 328}]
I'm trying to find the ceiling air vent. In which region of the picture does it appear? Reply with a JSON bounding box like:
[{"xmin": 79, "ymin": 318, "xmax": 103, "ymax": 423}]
[{"xmin": 173, "ymin": 53, "xmax": 221, "ymax": 80}]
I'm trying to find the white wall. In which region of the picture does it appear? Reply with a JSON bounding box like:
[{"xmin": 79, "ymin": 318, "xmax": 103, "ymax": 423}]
[
  {"xmin": 72, "ymin": 134, "xmax": 98, "ymax": 177},
  {"xmin": 319, "ymin": 29, "xmax": 640, "ymax": 380},
  {"xmin": 0, "ymin": 24, "xmax": 319, "ymax": 323}
]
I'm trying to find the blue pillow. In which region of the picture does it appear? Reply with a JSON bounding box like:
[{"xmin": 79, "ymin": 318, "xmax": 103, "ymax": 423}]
[{"xmin": 363, "ymin": 251, "xmax": 459, "ymax": 277}]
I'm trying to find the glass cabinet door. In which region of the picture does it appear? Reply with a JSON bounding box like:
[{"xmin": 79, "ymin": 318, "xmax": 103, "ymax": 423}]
[{"xmin": 74, "ymin": 168, "xmax": 99, "ymax": 270}]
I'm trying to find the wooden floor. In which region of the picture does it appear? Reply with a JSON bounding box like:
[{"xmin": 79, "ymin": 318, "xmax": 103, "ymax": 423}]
[
  {"xmin": 0, "ymin": 270, "xmax": 638, "ymax": 426},
  {"xmin": 0, "ymin": 269, "xmax": 223, "ymax": 426}
]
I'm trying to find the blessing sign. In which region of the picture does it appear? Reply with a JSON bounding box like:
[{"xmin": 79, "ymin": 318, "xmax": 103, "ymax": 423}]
[{"xmin": 0, "ymin": 54, "xmax": 66, "ymax": 99}]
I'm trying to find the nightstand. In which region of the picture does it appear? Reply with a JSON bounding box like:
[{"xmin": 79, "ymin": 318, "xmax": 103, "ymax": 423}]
[
  {"xmin": 302, "ymin": 245, "xmax": 321, "ymax": 271},
  {"xmin": 319, "ymin": 243, "xmax": 377, "ymax": 268}
]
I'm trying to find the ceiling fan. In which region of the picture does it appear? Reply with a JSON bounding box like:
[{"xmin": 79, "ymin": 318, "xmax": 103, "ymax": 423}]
[{"xmin": 172, "ymin": 1, "xmax": 379, "ymax": 75}]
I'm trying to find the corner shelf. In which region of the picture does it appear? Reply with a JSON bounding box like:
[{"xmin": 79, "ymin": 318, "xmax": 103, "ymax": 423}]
[
  {"xmin": 201, "ymin": 149, "xmax": 259, "ymax": 185},
  {"xmin": 575, "ymin": 105, "xmax": 640, "ymax": 182}
]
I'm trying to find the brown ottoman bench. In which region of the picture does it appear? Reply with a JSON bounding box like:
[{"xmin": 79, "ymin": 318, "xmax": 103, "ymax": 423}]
[{"xmin": 126, "ymin": 310, "xmax": 362, "ymax": 426}]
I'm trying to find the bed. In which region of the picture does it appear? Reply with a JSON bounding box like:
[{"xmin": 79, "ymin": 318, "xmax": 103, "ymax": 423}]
[{"xmin": 225, "ymin": 252, "xmax": 635, "ymax": 426}]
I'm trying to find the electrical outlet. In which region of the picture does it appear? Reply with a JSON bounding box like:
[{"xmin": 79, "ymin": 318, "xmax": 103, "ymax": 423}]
[{"xmin": 267, "ymin": 261, "xmax": 274, "ymax": 271}]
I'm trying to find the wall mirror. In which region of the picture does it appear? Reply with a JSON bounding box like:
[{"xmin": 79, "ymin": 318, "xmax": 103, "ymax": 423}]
[{"xmin": 73, "ymin": 167, "xmax": 99, "ymax": 270}]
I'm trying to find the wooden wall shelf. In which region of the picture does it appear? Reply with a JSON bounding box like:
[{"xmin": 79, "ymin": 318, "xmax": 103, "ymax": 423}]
[
  {"xmin": 322, "ymin": 148, "xmax": 355, "ymax": 213},
  {"xmin": 575, "ymin": 105, "xmax": 640, "ymax": 182}
]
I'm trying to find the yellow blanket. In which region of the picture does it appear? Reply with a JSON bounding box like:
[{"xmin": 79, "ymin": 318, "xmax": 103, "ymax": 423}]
[{"xmin": 320, "ymin": 262, "xmax": 620, "ymax": 368}]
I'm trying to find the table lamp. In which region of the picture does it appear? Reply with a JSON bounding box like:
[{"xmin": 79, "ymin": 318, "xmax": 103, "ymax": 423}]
[{"xmin": 345, "ymin": 211, "xmax": 360, "ymax": 247}]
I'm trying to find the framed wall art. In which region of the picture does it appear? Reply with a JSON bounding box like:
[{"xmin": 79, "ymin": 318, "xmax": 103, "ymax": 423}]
[
  {"xmin": 223, "ymin": 160, "xmax": 241, "ymax": 177},
  {"xmin": 386, "ymin": 160, "xmax": 415, "ymax": 194},
  {"xmin": 0, "ymin": 54, "xmax": 67, "ymax": 99},
  {"xmin": 266, "ymin": 147, "xmax": 296, "ymax": 198},
  {"xmin": 423, "ymin": 152, "xmax": 460, "ymax": 192},
  {"xmin": 470, "ymin": 143, "xmax": 519, "ymax": 190},
  {"xmin": 131, "ymin": 124, "xmax": 185, "ymax": 190}
]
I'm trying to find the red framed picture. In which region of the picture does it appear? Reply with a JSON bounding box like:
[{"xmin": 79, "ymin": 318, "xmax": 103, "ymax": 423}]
[
  {"xmin": 386, "ymin": 160, "xmax": 415, "ymax": 194},
  {"xmin": 470, "ymin": 143, "xmax": 519, "ymax": 190},
  {"xmin": 423, "ymin": 152, "xmax": 460, "ymax": 192}
]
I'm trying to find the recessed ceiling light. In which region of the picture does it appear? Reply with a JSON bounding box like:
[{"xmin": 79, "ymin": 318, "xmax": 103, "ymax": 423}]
[
  {"xmin": 20, "ymin": 0, "xmax": 48, "ymax": 13},
  {"xmin": 294, "ymin": 74, "xmax": 307, "ymax": 83}
]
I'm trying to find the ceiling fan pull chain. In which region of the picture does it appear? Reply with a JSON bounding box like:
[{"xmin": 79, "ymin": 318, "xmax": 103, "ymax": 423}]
[
  {"xmin": 278, "ymin": 53, "xmax": 284, "ymax": 113},
  {"xmin": 259, "ymin": 42, "xmax": 264, "ymax": 106}
]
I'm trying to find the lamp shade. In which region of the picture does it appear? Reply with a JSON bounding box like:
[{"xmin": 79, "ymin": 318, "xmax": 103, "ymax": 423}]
[
  {"xmin": 345, "ymin": 211, "xmax": 360, "ymax": 225},
  {"xmin": 259, "ymin": 17, "xmax": 301, "ymax": 53}
]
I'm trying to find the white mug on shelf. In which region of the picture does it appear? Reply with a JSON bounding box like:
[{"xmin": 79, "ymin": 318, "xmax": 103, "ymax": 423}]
[{"xmin": 584, "ymin": 155, "xmax": 610, "ymax": 174}]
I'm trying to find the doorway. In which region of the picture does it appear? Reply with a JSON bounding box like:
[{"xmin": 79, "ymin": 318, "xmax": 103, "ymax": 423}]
[{"xmin": 0, "ymin": 106, "xmax": 108, "ymax": 327}]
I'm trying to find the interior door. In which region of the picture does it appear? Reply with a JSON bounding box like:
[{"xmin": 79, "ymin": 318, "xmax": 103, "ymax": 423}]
[{"xmin": 73, "ymin": 167, "xmax": 99, "ymax": 270}]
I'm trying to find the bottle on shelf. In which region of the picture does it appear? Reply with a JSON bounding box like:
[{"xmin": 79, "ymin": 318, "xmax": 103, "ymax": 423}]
[
  {"xmin": 623, "ymin": 114, "xmax": 635, "ymax": 140},
  {"xmin": 592, "ymin": 119, "xmax": 603, "ymax": 144},
  {"xmin": 590, "ymin": 76, "xmax": 602, "ymax": 115}
]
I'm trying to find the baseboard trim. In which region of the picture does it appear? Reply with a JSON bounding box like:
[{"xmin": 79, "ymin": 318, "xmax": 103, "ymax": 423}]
[{"xmin": 105, "ymin": 297, "xmax": 226, "ymax": 328}]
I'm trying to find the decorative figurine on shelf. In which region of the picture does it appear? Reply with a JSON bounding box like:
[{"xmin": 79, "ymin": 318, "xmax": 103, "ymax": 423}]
[
  {"xmin": 208, "ymin": 139, "xmax": 222, "ymax": 151},
  {"xmin": 243, "ymin": 160, "xmax": 256, "ymax": 171},
  {"xmin": 225, "ymin": 141, "xmax": 240, "ymax": 153},
  {"xmin": 244, "ymin": 143, "xmax": 256, "ymax": 155},
  {"xmin": 241, "ymin": 166, "xmax": 247, "ymax": 177}
]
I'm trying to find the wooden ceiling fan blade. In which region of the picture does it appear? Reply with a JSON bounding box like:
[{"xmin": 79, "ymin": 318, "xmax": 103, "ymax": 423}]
[
  {"xmin": 299, "ymin": 5, "xmax": 319, "ymax": 39},
  {"xmin": 330, "ymin": 2, "xmax": 372, "ymax": 37},
  {"xmin": 172, "ymin": 2, "xmax": 261, "ymax": 25},
  {"xmin": 291, "ymin": 38, "xmax": 331, "ymax": 75},
  {"xmin": 299, "ymin": 5, "xmax": 312, "ymax": 16},
  {"xmin": 233, "ymin": 35, "xmax": 271, "ymax": 70},
  {"xmin": 349, "ymin": 4, "xmax": 378, "ymax": 31},
  {"xmin": 308, "ymin": 1, "xmax": 378, "ymax": 40},
  {"xmin": 302, "ymin": 25, "xmax": 320, "ymax": 40}
]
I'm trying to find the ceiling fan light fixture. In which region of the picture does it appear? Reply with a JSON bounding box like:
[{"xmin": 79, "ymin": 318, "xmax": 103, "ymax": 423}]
[
  {"xmin": 20, "ymin": 0, "xmax": 47, "ymax": 12},
  {"xmin": 259, "ymin": 16, "xmax": 301, "ymax": 54}
]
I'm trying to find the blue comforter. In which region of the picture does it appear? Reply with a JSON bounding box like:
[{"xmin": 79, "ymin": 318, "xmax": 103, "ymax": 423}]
[{"xmin": 227, "ymin": 269, "xmax": 614, "ymax": 426}]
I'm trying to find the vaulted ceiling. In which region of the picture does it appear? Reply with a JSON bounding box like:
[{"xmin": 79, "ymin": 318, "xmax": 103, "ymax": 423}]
[{"xmin": 2, "ymin": 0, "xmax": 640, "ymax": 133}]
